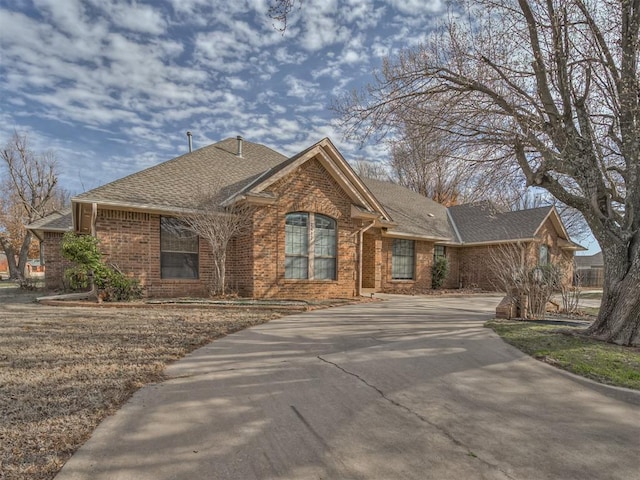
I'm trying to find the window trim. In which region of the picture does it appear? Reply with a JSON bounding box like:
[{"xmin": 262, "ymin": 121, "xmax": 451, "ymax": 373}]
[
  {"xmin": 434, "ymin": 245, "xmax": 446, "ymax": 260},
  {"xmin": 285, "ymin": 212, "xmax": 337, "ymax": 281}
]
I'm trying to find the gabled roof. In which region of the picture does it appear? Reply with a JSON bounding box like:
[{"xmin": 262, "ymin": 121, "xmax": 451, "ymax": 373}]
[
  {"xmin": 27, "ymin": 208, "xmax": 73, "ymax": 240},
  {"xmin": 447, "ymin": 202, "xmax": 556, "ymax": 244},
  {"xmin": 73, "ymin": 138, "xmax": 287, "ymax": 212},
  {"xmin": 232, "ymin": 138, "xmax": 391, "ymax": 221},
  {"xmin": 362, "ymin": 178, "xmax": 455, "ymax": 241}
]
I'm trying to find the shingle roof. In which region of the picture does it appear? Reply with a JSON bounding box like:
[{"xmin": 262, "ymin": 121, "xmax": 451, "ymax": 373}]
[
  {"xmin": 362, "ymin": 178, "xmax": 455, "ymax": 240},
  {"xmin": 35, "ymin": 139, "xmax": 574, "ymax": 248},
  {"xmin": 27, "ymin": 208, "xmax": 73, "ymax": 233},
  {"xmin": 447, "ymin": 202, "xmax": 553, "ymax": 243},
  {"xmin": 74, "ymin": 138, "xmax": 287, "ymax": 210}
]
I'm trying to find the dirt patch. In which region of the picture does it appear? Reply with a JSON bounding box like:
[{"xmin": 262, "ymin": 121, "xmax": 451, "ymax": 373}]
[{"xmin": 0, "ymin": 288, "xmax": 289, "ymax": 480}]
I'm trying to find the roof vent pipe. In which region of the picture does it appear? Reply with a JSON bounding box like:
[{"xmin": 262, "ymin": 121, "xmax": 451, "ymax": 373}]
[
  {"xmin": 186, "ymin": 131, "xmax": 193, "ymax": 153},
  {"xmin": 236, "ymin": 135, "xmax": 243, "ymax": 157}
]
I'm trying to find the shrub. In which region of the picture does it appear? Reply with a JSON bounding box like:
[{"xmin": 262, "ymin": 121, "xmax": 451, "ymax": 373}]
[
  {"xmin": 432, "ymin": 256, "xmax": 449, "ymax": 289},
  {"xmin": 61, "ymin": 232, "xmax": 142, "ymax": 301},
  {"xmin": 94, "ymin": 267, "xmax": 143, "ymax": 301}
]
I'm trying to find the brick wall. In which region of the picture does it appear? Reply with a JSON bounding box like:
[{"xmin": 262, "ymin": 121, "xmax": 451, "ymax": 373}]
[
  {"xmin": 443, "ymin": 247, "xmax": 460, "ymax": 289},
  {"xmin": 458, "ymin": 245, "xmax": 500, "ymax": 290},
  {"xmin": 362, "ymin": 230, "xmax": 382, "ymax": 289},
  {"xmin": 247, "ymin": 158, "xmax": 360, "ymax": 299},
  {"xmin": 43, "ymin": 232, "xmax": 72, "ymax": 290},
  {"xmin": 75, "ymin": 209, "xmax": 213, "ymax": 298},
  {"xmin": 379, "ymin": 237, "xmax": 433, "ymax": 294}
]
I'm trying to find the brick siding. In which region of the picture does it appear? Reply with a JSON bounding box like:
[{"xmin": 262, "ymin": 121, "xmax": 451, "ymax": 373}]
[
  {"xmin": 379, "ymin": 237, "xmax": 433, "ymax": 294},
  {"xmin": 245, "ymin": 158, "xmax": 360, "ymax": 299},
  {"xmin": 40, "ymin": 163, "xmax": 575, "ymax": 298},
  {"xmin": 42, "ymin": 232, "xmax": 73, "ymax": 290}
]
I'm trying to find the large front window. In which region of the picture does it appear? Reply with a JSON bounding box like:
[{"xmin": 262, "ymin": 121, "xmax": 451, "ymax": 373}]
[
  {"xmin": 392, "ymin": 239, "xmax": 415, "ymax": 280},
  {"xmin": 285, "ymin": 212, "xmax": 336, "ymax": 280},
  {"xmin": 161, "ymin": 217, "xmax": 199, "ymax": 279}
]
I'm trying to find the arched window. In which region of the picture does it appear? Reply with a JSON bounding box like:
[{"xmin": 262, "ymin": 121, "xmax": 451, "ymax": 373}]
[{"xmin": 285, "ymin": 212, "xmax": 336, "ymax": 280}]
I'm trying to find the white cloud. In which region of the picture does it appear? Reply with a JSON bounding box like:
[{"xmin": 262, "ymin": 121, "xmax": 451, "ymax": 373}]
[
  {"xmin": 227, "ymin": 77, "xmax": 250, "ymax": 90},
  {"xmin": 89, "ymin": 0, "xmax": 168, "ymax": 35},
  {"xmin": 1, "ymin": 0, "xmax": 444, "ymax": 195},
  {"xmin": 283, "ymin": 75, "xmax": 320, "ymax": 99},
  {"xmin": 384, "ymin": 0, "xmax": 444, "ymax": 15}
]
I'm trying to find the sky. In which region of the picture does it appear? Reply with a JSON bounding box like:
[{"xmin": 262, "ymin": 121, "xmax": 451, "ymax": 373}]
[{"xmin": 0, "ymin": 0, "xmax": 599, "ymax": 253}]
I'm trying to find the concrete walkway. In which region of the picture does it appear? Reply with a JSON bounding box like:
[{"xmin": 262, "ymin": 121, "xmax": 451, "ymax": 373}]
[{"xmin": 56, "ymin": 295, "xmax": 639, "ymax": 480}]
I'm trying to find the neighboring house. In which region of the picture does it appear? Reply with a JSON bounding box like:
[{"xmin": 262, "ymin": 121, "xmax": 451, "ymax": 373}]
[
  {"xmin": 28, "ymin": 137, "xmax": 584, "ymax": 298},
  {"xmin": 574, "ymin": 252, "xmax": 604, "ymax": 287},
  {"xmin": 26, "ymin": 259, "xmax": 45, "ymax": 276}
]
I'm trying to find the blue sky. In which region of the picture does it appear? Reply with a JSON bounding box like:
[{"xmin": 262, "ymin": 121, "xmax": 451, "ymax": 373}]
[
  {"xmin": 0, "ymin": 0, "xmax": 599, "ymax": 253},
  {"xmin": 1, "ymin": 0, "xmax": 443, "ymax": 191}
]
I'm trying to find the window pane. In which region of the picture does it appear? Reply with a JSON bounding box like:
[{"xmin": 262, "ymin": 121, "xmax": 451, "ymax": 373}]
[
  {"xmin": 285, "ymin": 213, "xmax": 309, "ymax": 279},
  {"xmin": 315, "ymin": 215, "xmax": 334, "ymax": 230},
  {"xmin": 285, "ymin": 256, "xmax": 308, "ymax": 279},
  {"xmin": 392, "ymin": 239, "xmax": 415, "ymax": 280},
  {"xmin": 314, "ymin": 215, "xmax": 336, "ymax": 258},
  {"xmin": 161, "ymin": 252, "xmax": 198, "ymax": 279},
  {"xmin": 314, "ymin": 215, "xmax": 336, "ymax": 280},
  {"xmin": 161, "ymin": 217, "xmax": 199, "ymax": 279},
  {"xmin": 161, "ymin": 217, "xmax": 198, "ymax": 253},
  {"xmin": 315, "ymin": 258, "xmax": 336, "ymax": 280},
  {"xmin": 286, "ymin": 212, "xmax": 308, "ymax": 227},
  {"xmin": 285, "ymin": 223, "xmax": 308, "ymax": 255}
]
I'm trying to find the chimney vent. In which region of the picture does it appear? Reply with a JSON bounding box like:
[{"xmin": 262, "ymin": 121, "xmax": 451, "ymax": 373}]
[
  {"xmin": 236, "ymin": 135, "xmax": 243, "ymax": 157},
  {"xmin": 186, "ymin": 131, "xmax": 193, "ymax": 153}
]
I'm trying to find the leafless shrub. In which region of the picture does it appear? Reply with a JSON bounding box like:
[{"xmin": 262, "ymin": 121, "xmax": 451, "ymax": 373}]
[
  {"xmin": 487, "ymin": 242, "xmax": 563, "ymax": 319},
  {"xmin": 561, "ymin": 265, "xmax": 582, "ymax": 314},
  {"xmin": 179, "ymin": 195, "xmax": 254, "ymax": 297}
]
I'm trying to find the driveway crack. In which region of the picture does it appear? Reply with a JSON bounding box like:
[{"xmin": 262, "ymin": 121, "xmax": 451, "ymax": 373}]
[{"xmin": 316, "ymin": 355, "xmax": 517, "ymax": 480}]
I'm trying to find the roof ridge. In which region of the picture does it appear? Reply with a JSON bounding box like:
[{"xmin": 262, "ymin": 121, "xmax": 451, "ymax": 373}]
[{"xmin": 74, "ymin": 137, "xmax": 286, "ymax": 201}]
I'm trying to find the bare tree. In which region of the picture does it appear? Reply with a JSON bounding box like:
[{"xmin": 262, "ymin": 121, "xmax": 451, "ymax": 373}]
[
  {"xmin": 324, "ymin": 0, "xmax": 639, "ymax": 345},
  {"xmin": 0, "ymin": 133, "xmax": 63, "ymax": 279},
  {"xmin": 388, "ymin": 120, "xmax": 529, "ymax": 206},
  {"xmin": 179, "ymin": 195, "xmax": 254, "ymax": 296},
  {"xmin": 487, "ymin": 242, "xmax": 565, "ymax": 319},
  {"xmin": 351, "ymin": 158, "xmax": 390, "ymax": 181}
]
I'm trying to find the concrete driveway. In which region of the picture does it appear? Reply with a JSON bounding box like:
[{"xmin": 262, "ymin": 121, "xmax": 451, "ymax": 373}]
[{"xmin": 56, "ymin": 295, "xmax": 639, "ymax": 480}]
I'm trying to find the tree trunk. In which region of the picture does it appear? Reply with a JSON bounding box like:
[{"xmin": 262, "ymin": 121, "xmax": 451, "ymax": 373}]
[
  {"xmin": 0, "ymin": 238, "xmax": 19, "ymax": 279},
  {"xmin": 586, "ymin": 246, "xmax": 640, "ymax": 346},
  {"xmin": 17, "ymin": 230, "xmax": 33, "ymax": 279},
  {"xmin": 219, "ymin": 252, "xmax": 226, "ymax": 296},
  {"xmin": 212, "ymin": 259, "xmax": 223, "ymax": 297}
]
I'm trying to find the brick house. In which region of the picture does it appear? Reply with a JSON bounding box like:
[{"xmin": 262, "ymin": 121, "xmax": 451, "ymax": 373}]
[{"xmin": 28, "ymin": 137, "xmax": 584, "ymax": 299}]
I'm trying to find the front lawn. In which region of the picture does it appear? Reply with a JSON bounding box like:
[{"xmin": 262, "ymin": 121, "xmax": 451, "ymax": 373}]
[
  {"xmin": 0, "ymin": 290, "xmax": 286, "ymax": 480},
  {"xmin": 486, "ymin": 320, "xmax": 640, "ymax": 390}
]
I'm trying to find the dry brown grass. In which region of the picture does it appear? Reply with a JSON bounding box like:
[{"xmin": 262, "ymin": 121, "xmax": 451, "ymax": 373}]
[{"xmin": 0, "ymin": 288, "xmax": 284, "ymax": 480}]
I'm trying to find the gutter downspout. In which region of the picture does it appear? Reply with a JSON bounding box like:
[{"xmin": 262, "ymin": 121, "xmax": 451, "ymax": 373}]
[{"xmin": 357, "ymin": 220, "xmax": 376, "ymax": 297}]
